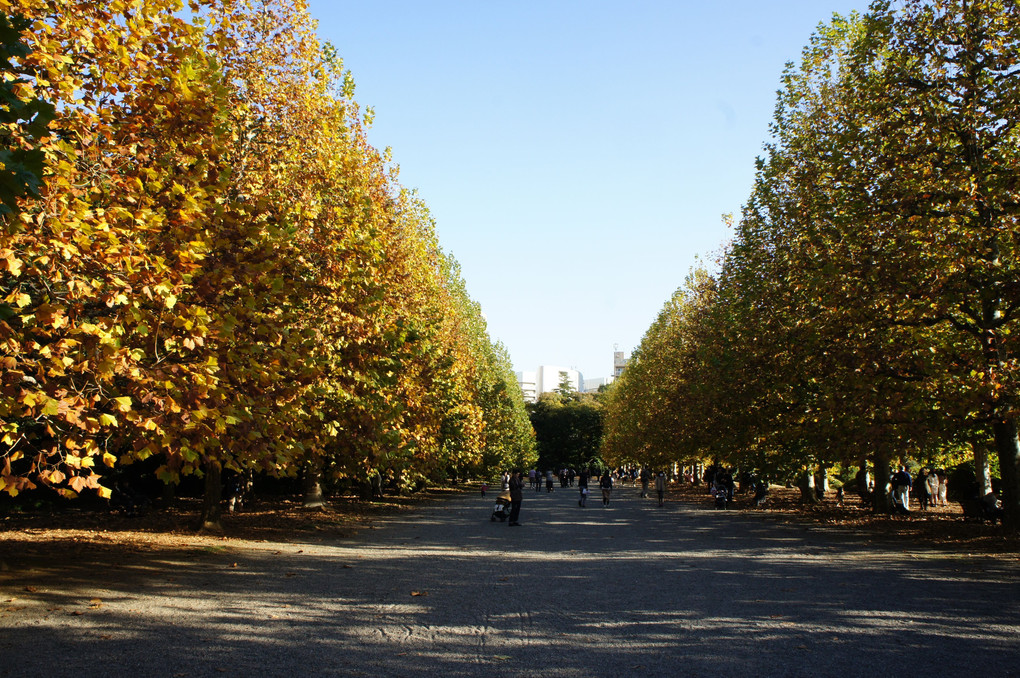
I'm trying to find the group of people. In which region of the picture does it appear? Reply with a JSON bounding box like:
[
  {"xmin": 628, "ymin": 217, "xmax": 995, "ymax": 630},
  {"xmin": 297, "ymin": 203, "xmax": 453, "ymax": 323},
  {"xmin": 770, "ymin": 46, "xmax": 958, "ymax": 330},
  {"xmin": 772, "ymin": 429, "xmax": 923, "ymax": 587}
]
[
  {"xmin": 891, "ymin": 466, "xmax": 949, "ymax": 513},
  {"xmin": 499, "ymin": 468, "xmax": 670, "ymax": 526},
  {"xmin": 525, "ymin": 469, "xmax": 557, "ymax": 493},
  {"xmin": 637, "ymin": 468, "xmax": 669, "ymax": 506}
]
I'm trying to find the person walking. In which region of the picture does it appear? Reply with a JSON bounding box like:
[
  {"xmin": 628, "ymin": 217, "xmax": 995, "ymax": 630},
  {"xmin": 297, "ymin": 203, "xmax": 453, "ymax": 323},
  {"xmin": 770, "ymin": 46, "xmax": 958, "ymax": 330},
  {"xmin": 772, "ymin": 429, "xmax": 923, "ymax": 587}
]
[
  {"xmin": 640, "ymin": 467, "xmax": 651, "ymax": 498},
  {"xmin": 925, "ymin": 470, "xmax": 940, "ymax": 509},
  {"xmin": 600, "ymin": 471, "xmax": 614, "ymax": 506},
  {"xmin": 914, "ymin": 468, "xmax": 931, "ymax": 510},
  {"xmin": 891, "ymin": 465, "xmax": 911, "ymax": 514},
  {"xmin": 655, "ymin": 471, "xmax": 667, "ymax": 507},
  {"xmin": 508, "ymin": 470, "xmax": 523, "ymax": 526}
]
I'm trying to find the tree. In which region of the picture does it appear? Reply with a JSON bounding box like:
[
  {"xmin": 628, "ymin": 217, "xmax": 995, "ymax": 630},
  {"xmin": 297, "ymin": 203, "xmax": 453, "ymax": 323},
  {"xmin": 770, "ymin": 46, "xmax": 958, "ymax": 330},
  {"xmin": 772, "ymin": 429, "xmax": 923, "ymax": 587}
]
[
  {"xmin": 555, "ymin": 371, "xmax": 575, "ymax": 396},
  {"xmin": 746, "ymin": 0, "xmax": 1020, "ymax": 522},
  {"xmin": 1, "ymin": 0, "xmax": 536, "ymax": 526},
  {"xmin": 0, "ymin": 11, "xmax": 54, "ymax": 217},
  {"xmin": 530, "ymin": 391, "xmax": 603, "ymax": 472},
  {"xmin": 606, "ymin": 2, "xmax": 1020, "ymax": 527},
  {"xmin": 602, "ymin": 268, "xmax": 723, "ymax": 474}
]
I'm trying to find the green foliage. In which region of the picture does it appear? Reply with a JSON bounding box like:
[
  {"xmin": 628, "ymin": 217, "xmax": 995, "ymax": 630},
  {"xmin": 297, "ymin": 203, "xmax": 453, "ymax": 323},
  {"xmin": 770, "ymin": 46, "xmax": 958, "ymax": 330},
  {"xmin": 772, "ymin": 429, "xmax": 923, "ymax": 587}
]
[
  {"xmin": 528, "ymin": 391, "xmax": 602, "ymax": 471},
  {"xmin": 601, "ymin": 0, "xmax": 1020, "ymax": 527},
  {"xmin": 601, "ymin": 267, "xmax": 723, "ymax": 471},
  {"xmin": 0, "ymin": 11, "xmax": 54, "ymax": 217}
]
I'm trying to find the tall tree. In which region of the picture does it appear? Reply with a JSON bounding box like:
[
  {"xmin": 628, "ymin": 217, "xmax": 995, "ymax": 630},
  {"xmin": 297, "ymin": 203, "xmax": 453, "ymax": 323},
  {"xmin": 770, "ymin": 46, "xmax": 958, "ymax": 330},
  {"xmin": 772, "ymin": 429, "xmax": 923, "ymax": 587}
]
[
  {"xmin": 1, "ymin": 0, "xmax": 536, "ymax": 524},
  {"xmin": 757, "ymin": 0, "xmax": 1020, "ymax": 522}
]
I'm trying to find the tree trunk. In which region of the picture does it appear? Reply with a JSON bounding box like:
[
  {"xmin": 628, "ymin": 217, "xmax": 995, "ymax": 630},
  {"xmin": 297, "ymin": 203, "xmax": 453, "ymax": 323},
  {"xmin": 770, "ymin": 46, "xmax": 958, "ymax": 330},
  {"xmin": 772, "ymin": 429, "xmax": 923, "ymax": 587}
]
[
  {"xmin": 161, "ymin": 479, "xmax": 176, "ymax": 504},
  {"xmin": 993, "ymin": 418, "xmax": 1020, "ymax": 531},
  {"xmin": 799, "ymin": 468, "xmax": 817, "ymax": 503},
  {"xmin": 872, "ymin": 449, "xmax": 891, "ymax": 514},
  {"xmin": 302, "ymin": 459, "xmax": 325, "ymax": 509},
  {"xmin": 200, "ymin": 460, "xmax": 223, "ymax": 532},
  {"xmin": 973, "ymin": 442, "xmax": 993, "ymax": 497},
  {"xmin": 856, "ymin": 456, "xmax": 870, "ymax": 498},
  {"xmin": 979, "ymin": 281, "xmax": 1018, "ymax": 528}
]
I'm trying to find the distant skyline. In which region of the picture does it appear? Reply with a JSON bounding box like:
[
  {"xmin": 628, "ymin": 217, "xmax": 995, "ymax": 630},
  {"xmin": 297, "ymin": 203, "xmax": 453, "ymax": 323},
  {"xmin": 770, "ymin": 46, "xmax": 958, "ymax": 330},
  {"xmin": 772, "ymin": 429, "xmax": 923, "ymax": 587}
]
[{"xmin": 307, "ymin": 0, "xmax": 874, "ymax": 379}]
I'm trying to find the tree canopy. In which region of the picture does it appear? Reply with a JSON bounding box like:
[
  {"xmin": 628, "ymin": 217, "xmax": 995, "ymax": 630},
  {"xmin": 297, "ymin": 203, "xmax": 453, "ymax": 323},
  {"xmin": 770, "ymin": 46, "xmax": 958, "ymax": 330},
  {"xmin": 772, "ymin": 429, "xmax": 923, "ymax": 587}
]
[
  {"xmin": 0, "ymin": 0, "xmax": 535, "ymax": 520},
  {"xmin": 601, "ymin": 0, "xmax": 1020, "ymax": 528}
]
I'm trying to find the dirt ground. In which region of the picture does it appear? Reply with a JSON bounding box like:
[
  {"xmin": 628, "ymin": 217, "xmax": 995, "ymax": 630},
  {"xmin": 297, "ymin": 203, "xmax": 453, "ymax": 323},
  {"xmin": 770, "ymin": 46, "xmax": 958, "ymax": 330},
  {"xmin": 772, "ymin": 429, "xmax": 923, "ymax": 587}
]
[
  {"xmin": 675, "ymin": 482, "xmax": 1020, "ymax": 557},
  {"xmin": 2, "ymin": 479, "xmax": 1018, "ymax": 678},
  {"xmin": 1, "ymin": 482, "xmax": 1017, "ymax": 566}
]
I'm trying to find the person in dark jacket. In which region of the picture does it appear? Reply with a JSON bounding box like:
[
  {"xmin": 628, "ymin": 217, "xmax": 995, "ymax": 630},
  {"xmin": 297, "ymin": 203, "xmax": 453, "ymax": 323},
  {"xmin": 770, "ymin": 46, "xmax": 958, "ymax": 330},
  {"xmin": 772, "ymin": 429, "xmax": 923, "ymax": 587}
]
[
  {"xmin": 891, "ymin": 466, "xmax": 912, "ymax": 514},
  {"xmin": 508, "ymin": 470, "xmax": 524, "ymax": 526},
  {"xmin": 600, "ymin": 472, "xmax": 614, "ymax": 506}
]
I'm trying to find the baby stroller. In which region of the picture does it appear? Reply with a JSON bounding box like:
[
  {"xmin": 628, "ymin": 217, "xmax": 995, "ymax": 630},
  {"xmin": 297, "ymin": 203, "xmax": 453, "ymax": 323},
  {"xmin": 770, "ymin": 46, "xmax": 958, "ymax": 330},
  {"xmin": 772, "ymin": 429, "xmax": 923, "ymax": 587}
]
[
  {"xmin": 712, "ymin": 484, "xmax": 728, "ymax": 509},
  {"xmin": 491, "ymin": 491, "xmax": 512, "ymax": 521}
]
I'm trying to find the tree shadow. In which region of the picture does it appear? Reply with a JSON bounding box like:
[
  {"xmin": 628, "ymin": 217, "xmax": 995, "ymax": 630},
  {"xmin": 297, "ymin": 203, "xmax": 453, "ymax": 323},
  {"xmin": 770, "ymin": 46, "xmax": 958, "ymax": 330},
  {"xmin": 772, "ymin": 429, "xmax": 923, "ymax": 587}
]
[{"xmin": 1, "ymin": 489, "xmax": 1018, "ymax": 677}]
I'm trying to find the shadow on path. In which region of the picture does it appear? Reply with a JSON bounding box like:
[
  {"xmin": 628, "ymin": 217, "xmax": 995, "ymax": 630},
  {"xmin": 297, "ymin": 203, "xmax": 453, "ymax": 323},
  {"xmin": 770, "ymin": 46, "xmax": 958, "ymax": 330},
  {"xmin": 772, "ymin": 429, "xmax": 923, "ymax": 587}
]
[{"xmin": 2, "ymin": 485, "xmax": 1018, "ymax": 677}]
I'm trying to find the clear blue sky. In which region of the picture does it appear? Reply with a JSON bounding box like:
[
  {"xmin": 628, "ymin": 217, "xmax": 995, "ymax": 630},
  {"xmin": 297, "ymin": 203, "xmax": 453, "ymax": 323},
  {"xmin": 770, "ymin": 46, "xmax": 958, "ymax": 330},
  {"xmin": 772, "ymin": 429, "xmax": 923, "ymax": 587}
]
[{"xmin": 307, "ymin": 0, "xmax": 873, "ymax": 380}]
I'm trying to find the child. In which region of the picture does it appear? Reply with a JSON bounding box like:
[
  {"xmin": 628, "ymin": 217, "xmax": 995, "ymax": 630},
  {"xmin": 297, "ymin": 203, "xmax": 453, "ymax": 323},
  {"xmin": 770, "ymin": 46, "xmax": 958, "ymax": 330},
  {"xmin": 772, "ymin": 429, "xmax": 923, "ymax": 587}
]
[
  {"xmin": 579, "ymin": 486, "xmax": 589, "ymax": 507},
  {"xmin": 480, "ymin": 483, "xmax": 488, "ymax": 497}
]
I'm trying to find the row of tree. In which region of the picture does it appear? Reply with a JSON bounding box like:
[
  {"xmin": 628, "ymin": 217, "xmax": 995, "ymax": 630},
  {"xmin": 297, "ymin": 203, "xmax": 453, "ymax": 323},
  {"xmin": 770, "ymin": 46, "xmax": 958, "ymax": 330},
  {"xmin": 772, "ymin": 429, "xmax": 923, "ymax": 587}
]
[
  {"xmin": 602, "ymin": 0, "xmax": 1020, "ymax": 528},
  {"xmin": 0, "ymin": 0, "xmax": 535, "ymax": 525}
]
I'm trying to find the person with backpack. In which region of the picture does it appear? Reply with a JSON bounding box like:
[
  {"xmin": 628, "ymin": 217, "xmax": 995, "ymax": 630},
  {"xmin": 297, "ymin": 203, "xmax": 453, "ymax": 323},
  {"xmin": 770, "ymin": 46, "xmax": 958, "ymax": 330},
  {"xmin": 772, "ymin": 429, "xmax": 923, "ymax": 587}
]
[
  {"xmin": 600, "ymin": 471, "xmax": 614, "ymax": 506},
  {"xmin": 640, "ymin": 467, "xmax": 651, "ymax": 498}
]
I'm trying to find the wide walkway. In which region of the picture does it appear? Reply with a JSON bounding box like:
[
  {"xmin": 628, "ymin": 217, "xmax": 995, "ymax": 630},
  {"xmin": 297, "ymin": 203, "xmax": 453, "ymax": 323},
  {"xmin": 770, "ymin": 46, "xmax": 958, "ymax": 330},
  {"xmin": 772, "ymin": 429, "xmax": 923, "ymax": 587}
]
[{"xmin": 2, "ymin": 483, "xmax": 1018, "ymax": 677}]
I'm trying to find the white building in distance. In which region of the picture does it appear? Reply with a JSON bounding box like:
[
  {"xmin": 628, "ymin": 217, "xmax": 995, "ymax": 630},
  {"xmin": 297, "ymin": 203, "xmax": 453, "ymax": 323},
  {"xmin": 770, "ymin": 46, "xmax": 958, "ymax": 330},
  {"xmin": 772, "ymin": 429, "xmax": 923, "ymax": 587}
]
[
  {"xmin": 516, "ymin": 352, "xmax": 630, "ymax": 402},
  {"xmin": 515, "ymin": 366, "xmax": 583, "ymax": 403},
  {"xmin": 582, "ymin": 377, "xmax": 612, "ymax": 392}
]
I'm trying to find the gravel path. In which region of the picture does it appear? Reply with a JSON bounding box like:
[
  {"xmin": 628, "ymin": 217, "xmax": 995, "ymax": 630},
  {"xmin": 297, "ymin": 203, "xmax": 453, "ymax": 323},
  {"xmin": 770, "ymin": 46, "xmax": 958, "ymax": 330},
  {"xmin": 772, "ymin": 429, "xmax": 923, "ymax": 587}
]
[{"xmin": 2, "ymin": 483, "xmax": 1018, "ymax": 677}]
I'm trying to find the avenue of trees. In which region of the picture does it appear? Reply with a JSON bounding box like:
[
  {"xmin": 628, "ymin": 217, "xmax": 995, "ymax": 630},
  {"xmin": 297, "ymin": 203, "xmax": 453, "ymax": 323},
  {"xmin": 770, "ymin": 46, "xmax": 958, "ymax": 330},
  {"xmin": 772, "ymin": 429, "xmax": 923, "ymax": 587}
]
[
  {"xmin": 602, "ymin": 0, "xmax": 1020, "ymax": 529},
  {"xmin": 0, "ymin": 0, "xmax": 535, "ymax": 525}
]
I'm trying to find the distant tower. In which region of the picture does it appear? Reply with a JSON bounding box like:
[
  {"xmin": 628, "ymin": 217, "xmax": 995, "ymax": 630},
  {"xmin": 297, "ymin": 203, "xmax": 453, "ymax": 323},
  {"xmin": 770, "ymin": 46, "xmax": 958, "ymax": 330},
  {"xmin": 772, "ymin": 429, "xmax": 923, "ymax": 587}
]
[{"xmin": 613, "ymin": 350, "xmax": 628, "ymax": 378}]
